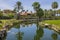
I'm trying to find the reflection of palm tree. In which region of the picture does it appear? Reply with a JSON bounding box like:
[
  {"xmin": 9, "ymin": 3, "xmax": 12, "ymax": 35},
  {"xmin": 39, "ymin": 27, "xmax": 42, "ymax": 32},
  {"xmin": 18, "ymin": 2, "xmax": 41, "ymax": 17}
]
[
  {"xmin": 16, "ymin": 32, "xmax": 24, "ymax": 40},
  {"xmin": 15, "ymin": 24, "xmax": 24, "ymax": 40},
  {"xmin": 34, "ymin": 23, "xmax": 44, "ymax": 40},
  {"xmin": 34, "ymin": 28, "xmax": 44, "ymax": 40},
  {"xmin": 51, "ymin": 33, "xmax": 58, "ymax": 40}
]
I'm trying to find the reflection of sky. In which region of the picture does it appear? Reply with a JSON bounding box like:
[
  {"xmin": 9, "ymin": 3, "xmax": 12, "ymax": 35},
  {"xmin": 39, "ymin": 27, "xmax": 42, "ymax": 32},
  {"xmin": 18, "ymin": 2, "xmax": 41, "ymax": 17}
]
[
  {"xmin": 0, "ymin": 0, "xmax": 60, "ymax": 12},
  {"xmin": 6, "ymin": 28, "xmax": 18, "ymax": 40},
  {"xmin": 20, "ymin": 24, "xmax": 37, "ymax": 40},
  {"xmin": 5, "ymin": 24, "xmax": 60, "ymax": 40},
  {"xmin": 41, "ymin": 28, "xmax": 54, "ymax": 40}
]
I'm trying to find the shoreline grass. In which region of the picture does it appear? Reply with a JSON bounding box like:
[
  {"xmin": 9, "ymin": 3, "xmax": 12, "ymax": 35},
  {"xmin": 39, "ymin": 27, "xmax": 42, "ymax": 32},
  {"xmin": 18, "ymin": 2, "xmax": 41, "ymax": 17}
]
[
  {"xmin": 42, "ymin": 20, "xmax": 60, "ymax": 28},
  {"xmin": 0, "ymin": 19, "xmax": 23, "ymax": 30}
]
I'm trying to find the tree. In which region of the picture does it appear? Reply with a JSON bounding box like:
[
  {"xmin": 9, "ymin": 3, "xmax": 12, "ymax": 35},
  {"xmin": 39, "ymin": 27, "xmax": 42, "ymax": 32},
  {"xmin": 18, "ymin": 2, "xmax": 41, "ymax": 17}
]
[
  {"xmin": 52, "ymin": 2, "xmax": 58, "ymax": 9},
  {"xmin": 44, "ymin": 9, "xmax": 47, "ymax": 19},
  {"xmin": 52, "ymin": 2, "xmax": 58, "ymax": 19},
  {"xmin": 14, "ymin": 1, "xmax": 22, "ymax": 19},
  {"xmin": 32, "ymin": 2, "xmax": 40, "ymax": 11},
  {"xmin": 47, "ymin": 9, "xmax": 53, "ymax": 19},
  {"xmin": 0, "ymin": 9, "xmax": 3, "ymax": 19},
  {"xmin": 37, "ymin": 8, "xmax": 44, "ymax": 18},
  {"xmin": 32, "ymin": 2, "xmax": 44, "ymax": 20},
  {"xmin": 15, "ymin": 1, "xmax": 21, "ymax": 12}
]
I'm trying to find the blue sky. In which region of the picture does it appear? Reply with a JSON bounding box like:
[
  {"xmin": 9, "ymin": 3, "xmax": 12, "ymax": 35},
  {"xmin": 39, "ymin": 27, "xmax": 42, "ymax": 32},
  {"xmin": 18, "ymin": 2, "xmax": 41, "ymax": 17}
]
[{"xmin": 0, "ymin": 0, "xmax": 60, "ymax": 11}]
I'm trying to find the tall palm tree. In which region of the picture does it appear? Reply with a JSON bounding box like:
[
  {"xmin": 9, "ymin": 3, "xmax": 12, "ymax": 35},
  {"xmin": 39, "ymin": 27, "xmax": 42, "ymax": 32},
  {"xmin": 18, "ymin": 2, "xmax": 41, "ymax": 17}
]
[
  {"xmin": 32, "ymin": 2, "xmax": 40, "ymax": 11},
  {"xmin": 52, "ymin": 2, "xmax": 58, "ymax": 9},
  {"xmin": 16, "ymin": 1, "xmax": 21, "ymax": 12},
  {"xmin": 52, "ymin": 1, "xmax": 58, "ymax": 19},
  {"xmin": 14, "ymin": 1, "xmax": 22, "ymax": 19},
  {"xmin": 32, "ymin": 2, "xmax": 44, "ymax": 20}
]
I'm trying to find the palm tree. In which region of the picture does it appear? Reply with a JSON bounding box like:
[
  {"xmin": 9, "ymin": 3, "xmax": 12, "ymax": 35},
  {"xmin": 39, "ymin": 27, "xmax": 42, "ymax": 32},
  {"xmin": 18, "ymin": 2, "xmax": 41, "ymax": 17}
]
[
  {"xmin": 0, "ymin": 9, "xmax": 3, "ymax": 19},
  {"xmin": 52, "ymin": 1, "xmax": 58, "ymax": 19},
  {"xmin": 16, "ymin": 1, "xmax": 21, "ymax": 12},
  {"xmin": 32, "ymin": 2, "xmax": 44, "ymax": 20},
  {"xmin": 32, "ymin": 2, "xmax": 40, "ymax": 11},
  {"xmin": 14, "ymin": 1, "xmax": 22, "ymax": 19},
  {"xmin": 44, "ymin": 9, "xmax": 47, "ymax": 19},
  {"xmin": 52, "ymin": 2, "xmax": 58, "ymax": 9}
]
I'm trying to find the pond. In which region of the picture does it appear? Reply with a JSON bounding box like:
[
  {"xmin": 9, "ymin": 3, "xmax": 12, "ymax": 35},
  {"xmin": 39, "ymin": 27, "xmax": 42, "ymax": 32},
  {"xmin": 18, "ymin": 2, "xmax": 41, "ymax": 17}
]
[{"xmin": 5, "ymin": 22, "xmax": 60, "ymax": 40}]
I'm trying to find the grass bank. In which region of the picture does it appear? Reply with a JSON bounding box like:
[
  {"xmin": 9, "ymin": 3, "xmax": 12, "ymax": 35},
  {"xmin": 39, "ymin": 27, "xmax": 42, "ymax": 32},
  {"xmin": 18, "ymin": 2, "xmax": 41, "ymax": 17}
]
[
  {"xmin": 0, "ymin": 19, "xmax": 23, "ymax": 29},
  {"xmin": 41, "ymin": 20, "xmax": 60, "ymax": 28}
]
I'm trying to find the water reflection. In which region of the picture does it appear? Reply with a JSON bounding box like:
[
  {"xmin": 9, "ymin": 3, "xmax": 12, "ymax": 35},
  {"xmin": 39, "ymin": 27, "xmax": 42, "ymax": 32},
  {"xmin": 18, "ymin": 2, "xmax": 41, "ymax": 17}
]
[
  {"xmin": 51, "ymin": 33, "xmax": 58, "ymax": 40},
  {"xmin": 34, "ymin": 28, "xmax": 44, "ymax": 40},
  {"xmin": 16, "ymin": 32, "xmax": 24, "ymax": 40},
  {"xmin": 15, "ymin": 24, "xmax": 23, "ymax": 40},
  {"xmin": 34, "ymin": 22, "xmax": 44, "ymax": 40},
  {"xmin": 4, "ymin": 21, "xmax": 60, "ymax": 40}
]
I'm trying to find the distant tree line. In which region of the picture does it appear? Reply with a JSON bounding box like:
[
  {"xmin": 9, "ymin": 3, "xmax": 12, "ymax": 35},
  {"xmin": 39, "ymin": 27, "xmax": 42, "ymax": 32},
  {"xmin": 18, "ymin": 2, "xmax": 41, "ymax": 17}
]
[{"xmin": 0, "ymin": 1, "xmax": 60, "ymax": 20}]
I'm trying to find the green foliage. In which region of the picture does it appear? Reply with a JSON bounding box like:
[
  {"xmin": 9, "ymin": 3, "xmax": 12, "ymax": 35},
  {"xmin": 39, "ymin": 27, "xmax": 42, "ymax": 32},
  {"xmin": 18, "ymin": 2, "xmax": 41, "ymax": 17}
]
[
  {"xmin": 14, "ymin": 1, "xmax": 22, "ymax": 12},
  {"xmin": 51, "ymin": 33, "xmax": 58, "ymax": 40},
  {"xmin": 8, "ymin": 13, "xmax": 15, "ymax": 18},
  {"xmin": 36, "ymin": 8, "xmax": 44, "ymax": 18},
  {"xmin": 0, "ymin": 24, "xmax": 3, "ymax": 28},
  {"xmin": 32, "ymin": 2, "xmax": 44, "ymax": 18},
  {"xmin": 42, "ymin": 20, "xmax": 60, "ymax": 28},
  {"xmin": 0, "ymin": 21, "xmax": 2, "ymax": 23},
  {"xmin": 0, "ymin": 11, "xmax": 3, "ymax": 17},
  {"xmin": 52, "ymin": 2, "xmax": 58, "ymax": 9},
  {"xmin": 32, "ymin": 2, "xmax": 40, "ymax": 11},
  {"xmin": 34, "ymin": 28, "xmax": 44, "ymax": 40}
]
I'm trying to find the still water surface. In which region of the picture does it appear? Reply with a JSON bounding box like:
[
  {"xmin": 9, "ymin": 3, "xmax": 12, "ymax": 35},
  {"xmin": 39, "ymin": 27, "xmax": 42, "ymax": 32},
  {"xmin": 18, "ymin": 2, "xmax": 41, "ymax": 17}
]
[{"xmin": 5, "ymin": 23, "xmax": 60, "ymax": 40}]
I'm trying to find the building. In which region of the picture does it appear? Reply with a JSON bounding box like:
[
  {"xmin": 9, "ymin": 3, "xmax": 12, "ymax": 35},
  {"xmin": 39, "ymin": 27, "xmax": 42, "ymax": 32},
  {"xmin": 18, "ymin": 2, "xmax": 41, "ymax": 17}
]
[
  {"xmin": 55, "ymin": 14, "xmax": 60, "ymax": 16},
  {"xmin": 19, "ymin": 10, "xmax": 32, "ymax": 16}
]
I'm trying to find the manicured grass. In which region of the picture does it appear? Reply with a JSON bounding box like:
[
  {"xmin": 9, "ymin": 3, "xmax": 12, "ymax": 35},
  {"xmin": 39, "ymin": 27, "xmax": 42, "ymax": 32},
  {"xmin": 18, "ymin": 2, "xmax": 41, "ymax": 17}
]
[
  {"xmin": 42, "ymin": 20, "xmax": 60, "ymax": 28},
  {"xmin": 0, "ymin": 19, "xmax": 23, "ymax": 29}
]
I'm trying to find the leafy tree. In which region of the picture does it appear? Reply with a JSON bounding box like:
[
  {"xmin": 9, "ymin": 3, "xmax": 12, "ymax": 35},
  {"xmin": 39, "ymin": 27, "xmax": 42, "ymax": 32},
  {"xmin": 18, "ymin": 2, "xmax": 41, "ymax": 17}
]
[
  {"xmin": 14, "ymin": 1, "xmax": 23, "ymax": 19},
  {"xmin": 52, "ymin": 1, "xmax": 58, "ymax": 19},
  {"xmin": 15, "ymin": 1, "xmax": 22, "ymax": 12},
  {"xmin": 44, "ymin": 9, "xmax": 48, "ymax": 18},
  {"xmin": 0, "ymin": 10, "xmax": 3, "ymax": 19},
  {"xmin": 32, "ymin": 2, "xmax": 40, "ymax": 11},
  {"xmin": 52, "ymin": 2, "xmax": 58, "ymax": 9},
  {"xmin": 36, "ymin": 8, "xmax": 44, "ymax": 18},
  {"xmin": 8, "ymin": 13, "xmax": 15, "ymax": 19},
  {"xmin": 32, "ymin": 2, "xmax": 44, "ymax": 20}
]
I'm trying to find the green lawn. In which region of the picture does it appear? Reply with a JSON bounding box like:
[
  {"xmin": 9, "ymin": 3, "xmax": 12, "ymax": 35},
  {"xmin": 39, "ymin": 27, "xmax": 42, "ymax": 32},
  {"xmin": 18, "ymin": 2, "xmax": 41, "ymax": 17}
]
[
  {"xmin": 42, "ymin": 20, "xmax": 60, "ymax": 28},
  {"xmin": 0, "ymin": 19, "xmax": 22, "ymax": 29}
]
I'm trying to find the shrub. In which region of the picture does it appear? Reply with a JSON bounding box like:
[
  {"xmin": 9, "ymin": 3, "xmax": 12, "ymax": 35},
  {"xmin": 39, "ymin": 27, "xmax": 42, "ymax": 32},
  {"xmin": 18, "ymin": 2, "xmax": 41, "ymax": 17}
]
[
  {"xmin": 0, "ymin": 24, "xmax": 3, "ymax": 28},
  {"xmin": 8, "ymin": 13, "xmax": 15, "ymax": 18},
  {"xmin": 0, "ymin": 21, "xmax": 2, "ymax": 23}
]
